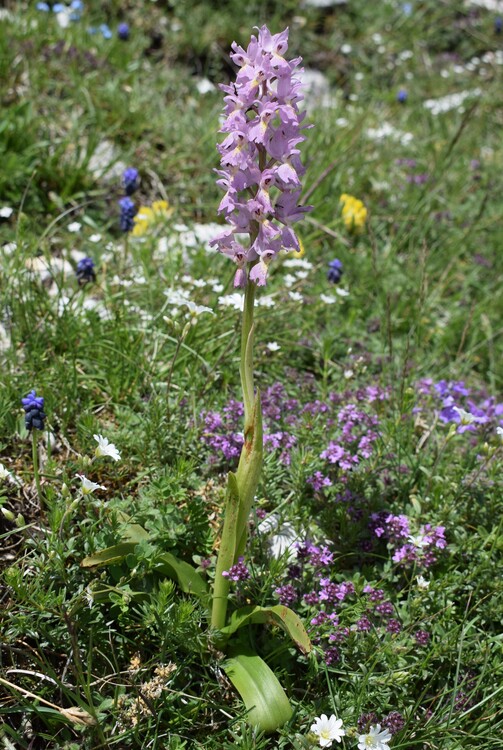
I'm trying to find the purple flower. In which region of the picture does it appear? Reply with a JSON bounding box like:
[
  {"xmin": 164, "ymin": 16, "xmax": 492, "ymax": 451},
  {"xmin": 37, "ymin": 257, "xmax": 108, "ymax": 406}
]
[
  {"xmin": 118, "ymin": 22, "xmax": 130, "ymax": 40},
  {"xmin": 76, "ymin": 256, "xmax": 96, "ymax": 285},
  {"xmin": 122, "ymin": 167, "xmax": 139, "ymax": 195},
  {"xmin": 414, "ymin": 629, "xmax": 430, "ymax": 646},
  {"xmin": 386, "ymin": 618, "xmax": 402, "ymax": 634},
  {"xmin": 222, "ymin": 556, "xmax": 250, "ymax": 582},
  {"xmin": 327, "ymin": 259, "xmax": 343, "ymax": 284},
  {"xmin": 210, "ymin": 26, "xmax": 312, "ymax": 287},
  {"xmin": 274, "ymin": 584, "xmax": 297, "ymax": 606},
  {"xmin": 397, "ymin": 88, "xmax": 408, "ymax": 103},
  {"xmin": 118, "ymin": 196, "xmax": 136, "ymax": 233},
  {"xmin": 383, "ymin": 711, "xmax": 405, "ymax": 735},
  {"xmin": 22, "ymin": 390, "xmax": 46, "ymax": 431}
]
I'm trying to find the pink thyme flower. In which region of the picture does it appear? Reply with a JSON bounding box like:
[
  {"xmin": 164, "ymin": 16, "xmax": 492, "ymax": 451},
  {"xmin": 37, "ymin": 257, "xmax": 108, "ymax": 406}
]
[{"xmin": 210, "ymin": 25, "xmax": 312, "ymax": 287}]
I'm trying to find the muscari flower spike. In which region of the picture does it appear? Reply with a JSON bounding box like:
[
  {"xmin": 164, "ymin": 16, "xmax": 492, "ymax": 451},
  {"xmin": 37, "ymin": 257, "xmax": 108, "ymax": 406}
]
[
  {"xmin": 22, "ymin": 390, "xmax": 46, "ymax": 431},
  {"xmin": 118, "ymin": 196, "xmax": 137, "ymax": 232},
  {"xmin": 210, "ymin": 25, "xmax": 312, "ymax": 288},
  {"xmin": 122, "ymin": 167, "xmax": 139, "ymax": 195},
  {"xmin": 118, "ymin": 22, "xmax": 130, "ymax": 40},
  {"xmin": 327, "ymin": 258, "xmax": 343, "ymax": 284},
  {"xmin": 76, "ymin": 256, "xmax": 96, "ymax": 285}
]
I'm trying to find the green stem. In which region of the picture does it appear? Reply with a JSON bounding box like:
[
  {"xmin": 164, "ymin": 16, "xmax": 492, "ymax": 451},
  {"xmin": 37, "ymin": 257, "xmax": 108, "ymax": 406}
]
[
  {"xmin": 239, "ymin": 280, "xmax": 256, "ymax": 427},
  {"xmin": 32, "ymin": 431, "xmax": 43, "ymax": 509}
]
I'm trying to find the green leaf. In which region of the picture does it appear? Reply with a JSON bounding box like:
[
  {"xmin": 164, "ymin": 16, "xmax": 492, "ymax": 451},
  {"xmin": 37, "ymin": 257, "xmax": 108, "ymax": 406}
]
[
  {"xmin": 155, "ymin": 551, "xmax": 208, "ymax": 599},
  {"xmin": 81, "ymin": 542, "xmax": 138, "ymax": 568},
  {"xmin": 222, "ymin": 647, "xmax": 293, "ymax": 732},
  {"xmin": 219, "ymin": 605, "xmax": 311, "ymax": 654}
]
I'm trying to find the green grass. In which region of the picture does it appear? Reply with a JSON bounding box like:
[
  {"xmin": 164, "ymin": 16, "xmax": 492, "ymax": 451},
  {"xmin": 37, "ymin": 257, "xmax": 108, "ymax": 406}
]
[{"xmin": 1, "ymin": 1, "xmax": 502, "ymax": 748}]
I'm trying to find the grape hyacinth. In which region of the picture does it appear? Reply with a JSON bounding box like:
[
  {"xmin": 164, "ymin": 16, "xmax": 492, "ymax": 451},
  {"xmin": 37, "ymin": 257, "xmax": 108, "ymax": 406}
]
[
  {"xmin": 210, "ymin": 25, "xmax": 312, "ymax": 287},
  {"xmin": 22, "ymin": 390, "xmax": 46, "ymax": 431},
  {"xmin": 122, "ymin": 167, "xmax": 139, "ymax": 195},
  {"xmin": 327, "ymin": 258, "xmax": 343, "ymax": 284},
  {"xmin": 118, "ymin": 22, "xmax": 130, "ymax": 40},
  {"xmin": 76, "ymin": 256, "xmax": 96, "ymax": 285},
  {"xmin": 119, "ymin": 196, "xmax": 136, "ymax": 232}
]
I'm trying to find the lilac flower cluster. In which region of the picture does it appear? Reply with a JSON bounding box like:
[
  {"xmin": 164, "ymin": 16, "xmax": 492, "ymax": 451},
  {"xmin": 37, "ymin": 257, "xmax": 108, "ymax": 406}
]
[
  {"xmin": 368, "ymin": 512, "xmax": 446, "ymax": 569},
  {"xmin": 222, "ymin": 556, "xmax": 250, "ymax": 582},
  {"xmin": 210, "ymin": 26, "xmax": 311, "ymax": 287},
  {"xmin": 319, "ymin": 401, "xmax": 380, "ymax": 475},
  {"xmin": 201, "ymin": 382, "xmax": 386, "ymax": 472},
  {"xmin": 416, "ymin": 378, "xmax": 503, "ymax": 436}
]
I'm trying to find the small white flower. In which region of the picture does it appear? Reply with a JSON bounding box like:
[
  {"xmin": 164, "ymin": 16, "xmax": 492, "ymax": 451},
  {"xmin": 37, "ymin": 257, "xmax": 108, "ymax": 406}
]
[
  {"xmin": 452, "ymin": 407, "xmax": 476, "ymax": 425},
  {"xmin": 310, "ymin": 713, "xmax": 346, "ymax": 747},
  {"xmin": 76, "ymin": 474, "xmax": 106, "ymax": 495},
  {"xmin": 269, "ymin": 523, "xmax": 300, "ymax": 561},
  {"xmin": 182, "ymin": 300, "xmax": 214, "ymax": 318},
  {"xmin": 94, "ymin": 434, "xmax": 121, "ymax": 462},
  {"xmin": 496, "ymin": 426, "xmax": 503, "ymax": 440},
  {"xmin": 283, "ymin": 258, "xmax": 313, "ymax": 269},
  {"xmin": 288, "ymin": 291, "xmax": 303, "ymax": 302},
  {"xmin": 218, "ymin": 293, "xmax": 244, "ymax": 311},
  {"xmin": 266, "ymin": 342, "xmax": 281, "ymax": 352},
  {"xmin": 357, "ymin": 724, "xmax": 392, "ymax": 750},
  {"xmin": 68, "ymin": 221, "xmax": 82, "ymax": 233},
  {"xmin": 0, "ymin": 206, "xmax": 14, "ymax": 218},
  {"xmin": 256, "ymin": 294, "xmax": 275, "ymax": 308},
  {"xmin": 0, "ymin": 463, "xmax": 12, "ymax": 481},
  {"xmin": 89, "ymin": 233, "xmax": 102, "ymax": 243},
  {"xmin": 416, "ymin": 574, "xmax": 430, "ymax": 590},
  {"xmin": 320, "ymin": 294, "xmax": 337, "ymax": 304},
  {"xmin": 408, "ymin": 533, "xmax": 428, "ymax": 549},
  {"xmin": 335, "ymin": 288, "xmax": 350, "ymax": 297}
]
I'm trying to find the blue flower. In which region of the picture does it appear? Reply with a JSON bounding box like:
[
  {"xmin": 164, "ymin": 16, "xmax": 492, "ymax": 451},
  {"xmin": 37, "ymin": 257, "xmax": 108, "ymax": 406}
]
[
  {"xmin": 122, "ymin": 167, "xmax": 139, "ymax": 196},
  {"xmin": 118, "ymin": 22, "xmax": 130, "ymax": 40},
  {"xmin": 99, "ymin": 23, "xmax": 112, "ymax": 39},
  {"xmin": 22, "ymin": 390, "xmax": 46, "ymax": 432},
  {"xmin": 76, "ymin": 256, "xmax": 96, "ymax": 285},
  {"xmin": 36, "ymin": 2, "xmax": 50, "ymax": 11},
  {"xmin": 397, "ymin": 88, "xmax": 408, "ymax": 104},
  {"xmin": 495, "ymin": 16, "xmax": 502, "ymax": 34},
  {"xmin": 327, "ymin": 259, "xmax": 343, "ymax": 284},
  {"xmin": 118, "ymin": 196, "xmax": 137, "ymax": 233},
  {"xmin": 53, "ymin": 3, "xmax": 65, "ymax": 12}
]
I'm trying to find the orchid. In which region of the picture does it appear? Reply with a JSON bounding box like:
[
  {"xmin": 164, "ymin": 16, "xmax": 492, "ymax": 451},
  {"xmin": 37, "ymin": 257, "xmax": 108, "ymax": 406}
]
[{"xmin": 210, "ymin": 25, "xmax": 312, "ymax": 288}]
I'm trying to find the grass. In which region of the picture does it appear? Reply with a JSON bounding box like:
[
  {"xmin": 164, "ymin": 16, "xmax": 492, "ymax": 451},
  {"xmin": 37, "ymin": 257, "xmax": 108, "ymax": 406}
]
[{"xmin": 1, "ymin": 0, "xmax": 502, "ymax": 748}]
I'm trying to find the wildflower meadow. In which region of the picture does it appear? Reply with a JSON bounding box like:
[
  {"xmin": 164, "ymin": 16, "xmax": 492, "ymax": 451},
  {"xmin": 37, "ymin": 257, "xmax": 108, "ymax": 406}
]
[{"xmin": 1, "ymin": 1, "xmax": 502, "ymax": 748}]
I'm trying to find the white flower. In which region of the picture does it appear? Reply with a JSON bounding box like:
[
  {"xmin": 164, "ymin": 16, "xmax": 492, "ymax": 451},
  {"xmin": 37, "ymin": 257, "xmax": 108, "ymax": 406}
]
[
  {"xmin": 335, "ymin": 288, "xmax": 350, "ymax": 297},
  {"xmin": 94, "ymin": 434, "xmax": 121, "ymax": 462},
  {"xmin": 416, "ymin": 574, "xmax": 430, "ymax": 590},
  {"xmin": 320, "ymin": 294, "xmax": 337, "ymax": 305},
  {"xmin": 218, "ymin": 293, "xmax": 244, "ymax": 311},
  {"xmin": 256, "ymin": 294, "xmax": 275, "ymax": 308},
  {"xmin": 357, "ymin": 724, "xmax": 392, "ymax": 750},
  {"xmin": 266, "ymin": 342, "xmax": 281, "ymax": 352},
  {"xmin": 496, "ymin": 426, "xmax": 503, "ymax": 440},
  {"xmin": 0, "ymin": 206, "xmax": 14, "ymax": 218},
  {"xmin": 269, "ymin": 523, "xmax": 300, "ymax": 561},
  {"xmin": 182, "ymin": 300, "xmax": 214, "ymax": 318},
  {"xmin": 283, "ymin": 258, "xmax": 313, "ymax": 269},
  {"xmin": 68, "ymin": 221, "xmax": 82, "ymax": 233},
  {"xmin": 89, "ymin": 233, "xmax": 102, "ymax": 243},
  {"xmin": 0, "ymin": 463, "xmax": 12, "ymax": 481},
  {"xmin": 288, "ymin": 291, "xmax": 303, "ymax": 302},
  {"xmin": 408, "ymin": 533, "xmax": 428, "ymax": 549},
  {"xmin": 452, "ymin": 407, "xmax": 476, "ymax": 425},
  {"xmin": 310, "ymin": 713, "xmax": 345, "ymax": 747},
  {"xmin": 76, "ymin": 474, "xmax": 106, "ymax": 495}
]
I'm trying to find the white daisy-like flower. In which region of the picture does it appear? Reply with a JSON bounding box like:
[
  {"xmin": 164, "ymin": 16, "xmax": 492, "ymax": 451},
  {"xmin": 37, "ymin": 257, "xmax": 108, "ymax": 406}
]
[
  {"xmin": 0, "ymin": 462, "xmax": 13, "ymax": 481},
  {"xmin": 218, "ymin": 293, "xmax": 244, "ymax": 311},
  {"xmin": 357, "ymin": 724, "xmax": 392, "ymax": 750},
  {"xmin": 68, "ymin": 221, "xmax": 82, "ymax": 233},
  {"xmin": 0, "ymin": 206, "xmax": 14, "ymax": 218},
  {"xmin": 93, "ymin": 434, "xmax": 121, "ymax": 462},
  {"xmin": 496, "ymin": 426, "xmax": 503, "ymax": 440},
  {"xmin": 452, "ymin": 407, "xmax": 476, "ymax": 425},
  {"xmin": 76, "ymin": 474, "xmax": 106, "ymax": 495},
  {"xmin": 89, "ymin": 233, "xmax": 102, "ymax": 243},
  {"xmin": 310, "ymin": 713, "xmax": 346, "ymax": 747},
  {"xmin": 288, "ymin": 291, "xmax": 303, "ymax": 302},
  {"xmin": 269, "ymin": 523, "xmax": 300, "ymax": 561},
  {"xmin": 283, "ymin": 258, "xmax": 313, "ymax": 269},
  {"xmin": 320, "ymin": 294, "xmax": 337, "ymax": 305},
  {"xmin": 182, "ymin": 300, "xmax": 214, "ymax": 318},
  {"xmin": 416, "ymin": 574, "xmax": 430, "ymax": 590},
  {"xmin": 266, "ymin": 342, "xmax": 281, "ymax": 352}
]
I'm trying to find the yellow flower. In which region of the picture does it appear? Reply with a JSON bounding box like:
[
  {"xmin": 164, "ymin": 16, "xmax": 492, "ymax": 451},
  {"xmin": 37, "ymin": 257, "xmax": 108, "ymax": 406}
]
[
  {"xmin": 339, "ymin": 193, "xmax": 367, "ymax": 231},
  {"xmin": 291, "ymin": 236, "xmax": 305, "ymax": 258},
  {"xmin": 132, "ymin": 200, "xmax": 173, "ymax": 237}
]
